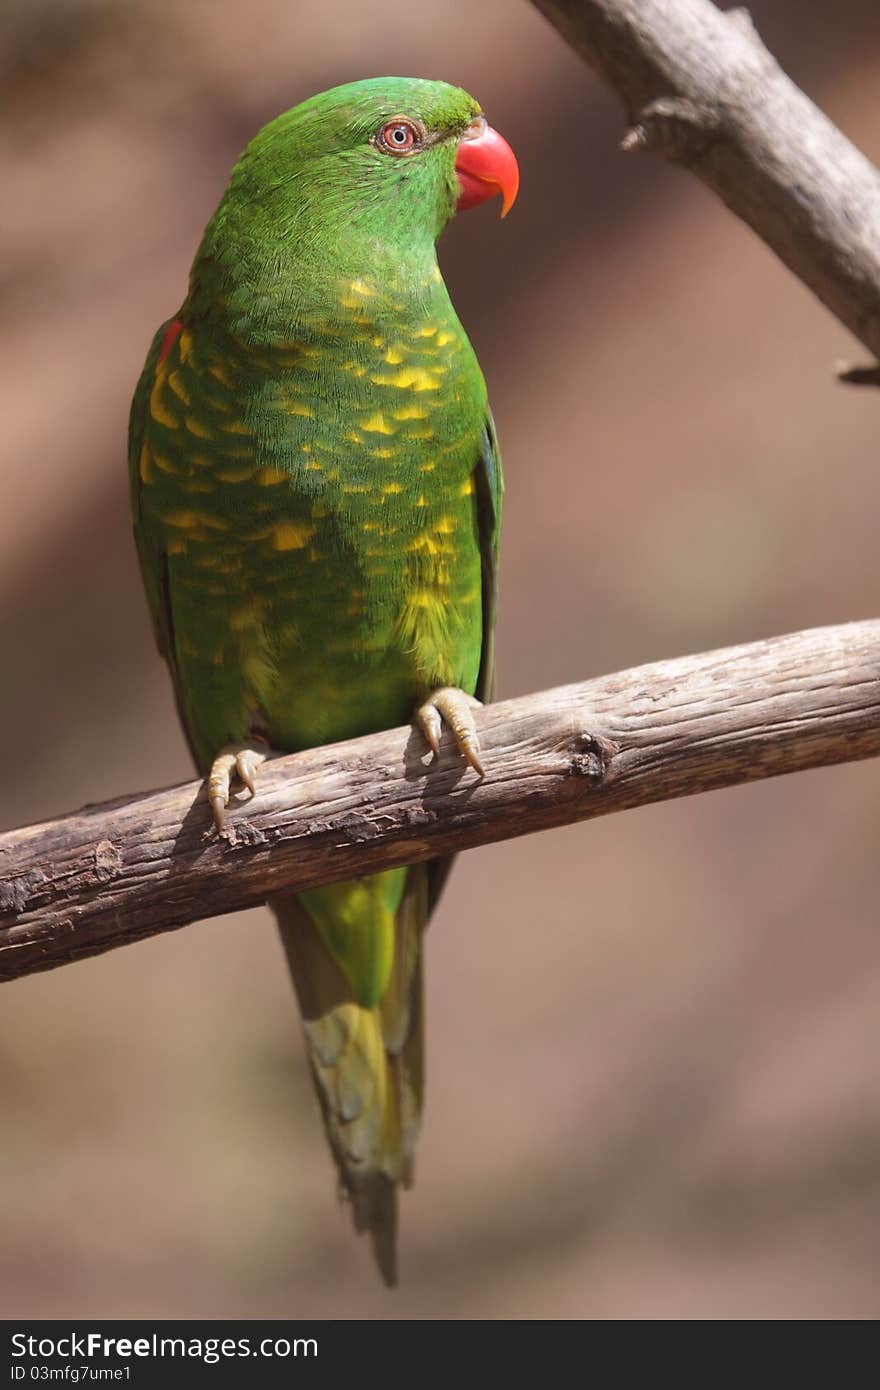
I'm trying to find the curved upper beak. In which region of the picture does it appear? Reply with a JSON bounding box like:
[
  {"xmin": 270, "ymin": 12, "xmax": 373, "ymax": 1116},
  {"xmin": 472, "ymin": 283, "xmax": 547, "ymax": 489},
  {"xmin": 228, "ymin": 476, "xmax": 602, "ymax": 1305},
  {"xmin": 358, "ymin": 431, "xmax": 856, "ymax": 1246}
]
[{"xmin": 454, "ymin": 120, "xmax": 519, "ymax": 217}]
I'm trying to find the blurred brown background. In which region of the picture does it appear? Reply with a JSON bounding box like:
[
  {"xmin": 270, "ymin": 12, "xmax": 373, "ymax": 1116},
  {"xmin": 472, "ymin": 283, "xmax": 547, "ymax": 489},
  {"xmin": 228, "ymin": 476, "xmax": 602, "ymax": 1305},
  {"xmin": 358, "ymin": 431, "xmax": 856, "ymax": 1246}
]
[{"xmin": 1, "ymin": 0, "xmax": 879, "ymax": 1320}]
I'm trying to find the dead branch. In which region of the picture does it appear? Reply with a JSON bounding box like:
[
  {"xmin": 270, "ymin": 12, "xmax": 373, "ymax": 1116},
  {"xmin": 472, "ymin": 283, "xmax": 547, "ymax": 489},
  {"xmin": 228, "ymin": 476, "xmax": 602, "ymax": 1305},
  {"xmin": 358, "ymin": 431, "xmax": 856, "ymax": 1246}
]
[
  {"xmin": 530, "ymin": 0, "xmax": 880, "ymax": 375},
  {"xmin": 1, "ymin": 620, "xmax": 878, "ymax": 983}
]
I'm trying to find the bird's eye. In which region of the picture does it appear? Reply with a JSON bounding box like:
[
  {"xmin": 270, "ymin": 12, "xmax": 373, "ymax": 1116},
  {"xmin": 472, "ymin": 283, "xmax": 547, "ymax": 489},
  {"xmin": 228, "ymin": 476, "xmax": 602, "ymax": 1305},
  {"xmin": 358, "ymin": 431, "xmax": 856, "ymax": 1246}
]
[{"xmin": 375, "ymin": 117, "xmax": 421, "ymax": 155}]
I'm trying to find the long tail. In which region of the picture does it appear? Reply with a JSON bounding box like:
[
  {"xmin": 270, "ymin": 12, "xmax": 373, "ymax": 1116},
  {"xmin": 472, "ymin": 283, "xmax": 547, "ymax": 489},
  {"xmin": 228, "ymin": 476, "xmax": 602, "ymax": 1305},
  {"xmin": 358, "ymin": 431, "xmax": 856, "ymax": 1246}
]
[{"xmin": 270, "ymin": 867, "xmax": 426, "ymax": 1286}]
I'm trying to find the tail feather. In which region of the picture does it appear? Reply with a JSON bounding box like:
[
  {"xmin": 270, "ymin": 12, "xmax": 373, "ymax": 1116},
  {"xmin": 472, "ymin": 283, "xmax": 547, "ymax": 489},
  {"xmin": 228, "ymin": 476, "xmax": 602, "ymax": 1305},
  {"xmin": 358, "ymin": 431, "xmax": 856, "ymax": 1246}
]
[
  {"xmin": 271, "ymin": 868, "xmax": 426, "ymax": 1286},
  {"xmin": 380, "ymin": 867, "xmax": 425, "ymax": 1191},
  {"xmin": 359, "ymin": 1176, "xmax": 398, "ymax": 1287}
]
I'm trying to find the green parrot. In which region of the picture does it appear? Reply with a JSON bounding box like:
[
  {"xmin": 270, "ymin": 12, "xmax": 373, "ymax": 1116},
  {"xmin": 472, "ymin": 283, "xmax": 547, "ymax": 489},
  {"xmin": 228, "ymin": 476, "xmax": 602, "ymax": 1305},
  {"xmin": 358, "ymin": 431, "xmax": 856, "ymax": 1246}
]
[{"xmin": 128, "ymin": 77, "xmax": 518, "ymax": 1284}]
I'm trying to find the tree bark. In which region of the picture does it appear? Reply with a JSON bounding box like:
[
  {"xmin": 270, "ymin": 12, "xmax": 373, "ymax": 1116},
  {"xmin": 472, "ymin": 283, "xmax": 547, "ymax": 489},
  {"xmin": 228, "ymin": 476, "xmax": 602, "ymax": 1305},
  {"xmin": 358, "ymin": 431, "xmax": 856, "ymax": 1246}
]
[
  {"xmin": 1, "ymin": 621, "xmax": 878, "ymax": 983},
  {"xmin": 530, "ymin": 0, "xmax": 880, "ymax": 371}
]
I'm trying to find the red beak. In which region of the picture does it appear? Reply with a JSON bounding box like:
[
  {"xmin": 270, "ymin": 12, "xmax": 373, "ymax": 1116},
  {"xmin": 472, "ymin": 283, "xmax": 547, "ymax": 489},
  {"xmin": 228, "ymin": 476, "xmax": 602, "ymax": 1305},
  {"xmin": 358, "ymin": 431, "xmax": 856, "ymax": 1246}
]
[{"xmin": 455, "ymin": 119, "xmax": 519, "ymax": 217}]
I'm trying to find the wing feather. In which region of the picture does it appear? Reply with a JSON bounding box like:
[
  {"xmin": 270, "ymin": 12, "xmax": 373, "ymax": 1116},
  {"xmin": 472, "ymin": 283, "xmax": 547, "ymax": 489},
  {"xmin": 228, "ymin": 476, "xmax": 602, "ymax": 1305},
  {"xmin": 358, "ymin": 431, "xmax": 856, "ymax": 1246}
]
[{"xmin": 427, "ymin": 412, "xmax": 503, "ymax": 915}]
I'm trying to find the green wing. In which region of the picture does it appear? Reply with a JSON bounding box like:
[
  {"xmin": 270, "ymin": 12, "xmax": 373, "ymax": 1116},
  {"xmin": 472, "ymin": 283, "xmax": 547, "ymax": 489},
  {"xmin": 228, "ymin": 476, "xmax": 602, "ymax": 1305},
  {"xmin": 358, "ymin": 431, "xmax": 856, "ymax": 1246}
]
[
  {"xmin": 128, "ymin": 319, "xmax": 206, "ymax": 767},
  {"xmin": 128, "ymin": 321, "xmax": 174, "ymax": 661},
  {"xmin": 426, "ymin": 411, "xmax": 502, "ymax": 915},
  {"xmin": 474, "ymin": 410, "xmax": 503, "ymax": 703}
]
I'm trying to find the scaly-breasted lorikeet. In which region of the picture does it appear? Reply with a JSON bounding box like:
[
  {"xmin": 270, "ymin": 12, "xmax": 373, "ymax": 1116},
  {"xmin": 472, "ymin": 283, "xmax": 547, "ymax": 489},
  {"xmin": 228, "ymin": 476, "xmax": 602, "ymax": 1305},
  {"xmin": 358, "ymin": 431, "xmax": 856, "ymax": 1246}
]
[{"xmin": 129, "ymin": 77, "xmax": 518, "ymax": 1284}]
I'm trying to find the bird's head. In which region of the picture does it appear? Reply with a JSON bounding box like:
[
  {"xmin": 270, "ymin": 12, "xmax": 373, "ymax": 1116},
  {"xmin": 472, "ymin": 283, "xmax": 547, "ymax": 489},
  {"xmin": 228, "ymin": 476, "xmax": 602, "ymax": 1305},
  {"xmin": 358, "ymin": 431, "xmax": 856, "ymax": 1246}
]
[
  {"xmin": 208, "ymin": 78, "xmax": 517, "ymax": 265},
  {"xmin": 191, "ymin": 78, "xmax": 518, "ymax": 331}
]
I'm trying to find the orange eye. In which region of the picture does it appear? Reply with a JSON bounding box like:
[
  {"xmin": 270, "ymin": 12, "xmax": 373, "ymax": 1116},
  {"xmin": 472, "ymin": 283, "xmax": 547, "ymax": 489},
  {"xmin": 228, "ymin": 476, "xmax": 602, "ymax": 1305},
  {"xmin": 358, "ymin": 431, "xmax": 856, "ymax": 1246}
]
[{"xmin": 376, "ymin": 118, "xmax": 420, "ymax": 155}]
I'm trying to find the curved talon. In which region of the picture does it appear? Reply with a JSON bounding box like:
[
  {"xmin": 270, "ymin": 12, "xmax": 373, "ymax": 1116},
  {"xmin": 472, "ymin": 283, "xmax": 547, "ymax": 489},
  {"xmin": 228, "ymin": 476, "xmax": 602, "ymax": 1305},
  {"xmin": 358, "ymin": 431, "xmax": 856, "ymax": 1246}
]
[
  {"xmin": 415, "ymin": 687, "xmax": 485, "ymax": 776},
  {"xmin": 417, "ymin": 703, "xmax": 442, "ymax": 758},
  {"xmin": 207, "ymin": 741, "xmax": 269, "ymax": 830},
  {"xmin": 456, "ymin": 732, "xmax": 485, "ymax": 778},
  {"xmin": 235, "ymin": 746, "xmax": 266, "ymax": 796}
]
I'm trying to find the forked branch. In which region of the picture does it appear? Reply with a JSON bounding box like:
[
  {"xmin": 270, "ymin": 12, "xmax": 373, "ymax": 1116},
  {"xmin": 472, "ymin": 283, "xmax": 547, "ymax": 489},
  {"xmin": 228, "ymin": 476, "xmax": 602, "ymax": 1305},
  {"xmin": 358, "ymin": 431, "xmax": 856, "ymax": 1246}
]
[{"xmin": 531, "ymin": 0, "xmax": 880, "ymax": 376}]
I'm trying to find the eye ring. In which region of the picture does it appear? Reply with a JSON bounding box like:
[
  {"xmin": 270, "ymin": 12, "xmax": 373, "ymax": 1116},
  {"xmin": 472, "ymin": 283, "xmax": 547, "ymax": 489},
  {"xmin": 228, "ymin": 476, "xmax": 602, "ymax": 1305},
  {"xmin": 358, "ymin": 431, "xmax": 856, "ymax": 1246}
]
[{"xmin": 374, "ymin": 116, "xmax": 423, "ymax": 156}]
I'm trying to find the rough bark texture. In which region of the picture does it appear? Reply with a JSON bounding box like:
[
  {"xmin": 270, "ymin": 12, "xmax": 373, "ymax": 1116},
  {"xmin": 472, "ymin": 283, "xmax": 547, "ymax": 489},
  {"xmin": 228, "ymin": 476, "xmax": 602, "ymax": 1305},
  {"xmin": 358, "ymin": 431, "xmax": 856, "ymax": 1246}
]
[
  {"xmin": 531, "ymin": 0, "xmax": 880, "ymax": 368},
  {"xmin": 1, "ymin": 621, "xmax": 878, "ymax": 982}
]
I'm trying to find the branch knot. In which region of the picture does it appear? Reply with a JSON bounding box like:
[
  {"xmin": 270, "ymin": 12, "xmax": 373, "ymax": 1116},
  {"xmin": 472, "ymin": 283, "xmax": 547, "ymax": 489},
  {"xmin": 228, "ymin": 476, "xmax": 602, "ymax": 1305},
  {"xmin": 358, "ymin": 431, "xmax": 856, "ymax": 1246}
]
[
  {"xmin": 569, "ymin": 733, "xmax": 620, "ymax": 782},
  {"xmin": 621, "ymin": 97, "xmax": 721, "ymax": 164}
]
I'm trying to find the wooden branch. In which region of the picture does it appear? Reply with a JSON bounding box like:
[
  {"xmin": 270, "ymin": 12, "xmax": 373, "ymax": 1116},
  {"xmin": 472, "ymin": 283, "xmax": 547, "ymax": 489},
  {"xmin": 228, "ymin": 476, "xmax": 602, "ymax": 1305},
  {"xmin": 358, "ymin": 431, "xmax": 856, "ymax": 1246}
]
[
  {"xmin": 1, "ymin": 621, "xmax": 878, "ymax": 983},
  {"xmin": 530, "ymin": 0, "xmax": 880, "ymax": 371}
]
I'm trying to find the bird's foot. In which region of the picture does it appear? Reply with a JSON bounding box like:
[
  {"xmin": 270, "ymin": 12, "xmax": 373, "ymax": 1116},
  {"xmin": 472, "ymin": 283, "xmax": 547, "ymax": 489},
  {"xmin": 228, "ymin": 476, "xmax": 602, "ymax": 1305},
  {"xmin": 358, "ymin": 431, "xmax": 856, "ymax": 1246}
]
[
  {"xmin": 415, "ymin": 687, "xmax": 485, "ymax": 776},
  {"xmin": 207, "ymin": 740, "xmax": 269, "ymax": 831}
]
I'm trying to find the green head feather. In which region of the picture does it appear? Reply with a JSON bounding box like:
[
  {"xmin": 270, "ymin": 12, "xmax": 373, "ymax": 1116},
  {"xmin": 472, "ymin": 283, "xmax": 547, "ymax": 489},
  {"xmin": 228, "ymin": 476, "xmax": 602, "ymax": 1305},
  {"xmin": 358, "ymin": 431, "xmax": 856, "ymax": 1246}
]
[{"xmin": 189, "ymin": 77, "xmax": 482, "ymax": 334}]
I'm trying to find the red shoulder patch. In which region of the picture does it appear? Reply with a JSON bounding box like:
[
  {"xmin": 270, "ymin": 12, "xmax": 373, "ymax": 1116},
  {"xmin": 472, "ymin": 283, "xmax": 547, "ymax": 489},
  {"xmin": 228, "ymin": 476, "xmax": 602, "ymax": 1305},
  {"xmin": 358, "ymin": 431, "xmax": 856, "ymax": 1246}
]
[{"xmin": 158, "ymin": 317, "xmax": 185, "ymax": 365}]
